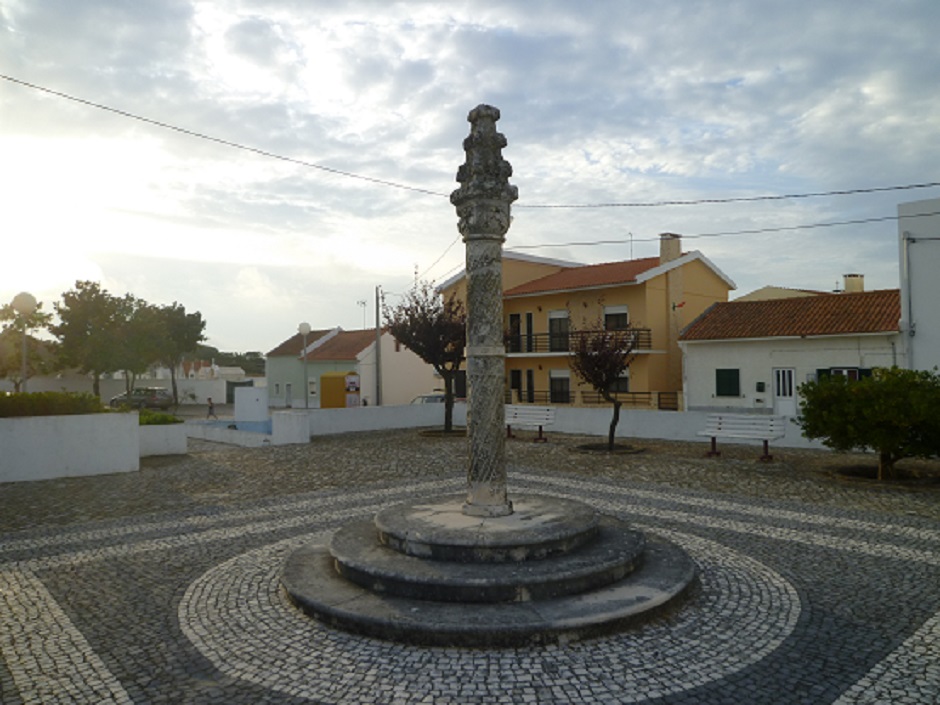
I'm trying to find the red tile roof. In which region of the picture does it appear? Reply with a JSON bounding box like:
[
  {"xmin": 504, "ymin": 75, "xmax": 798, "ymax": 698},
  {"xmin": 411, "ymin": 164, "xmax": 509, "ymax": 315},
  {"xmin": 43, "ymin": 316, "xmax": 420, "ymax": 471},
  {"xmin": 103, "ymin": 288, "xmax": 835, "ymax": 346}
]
[
  {"xmin": 306, "ymin": 329, "xmax": 378, "ymax": 361},
  {"xmin": 680, "ymin": 289, "xmax": 900, "ymax": 341},
  {"xmin": 504, "ymin": 256, "xmax": 662, "ymax": 297},
  {"xmin": 266, "ymin": 329, "xmax": 333, "ymax": 357}
]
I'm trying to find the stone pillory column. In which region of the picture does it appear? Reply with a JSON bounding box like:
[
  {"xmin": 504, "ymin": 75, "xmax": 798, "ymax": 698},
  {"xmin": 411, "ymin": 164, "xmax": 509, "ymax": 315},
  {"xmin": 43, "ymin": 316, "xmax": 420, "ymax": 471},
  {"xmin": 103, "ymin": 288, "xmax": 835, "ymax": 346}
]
[{"xmin": 450, "ymin": 104, "xmax": 518, "ymax": 518}]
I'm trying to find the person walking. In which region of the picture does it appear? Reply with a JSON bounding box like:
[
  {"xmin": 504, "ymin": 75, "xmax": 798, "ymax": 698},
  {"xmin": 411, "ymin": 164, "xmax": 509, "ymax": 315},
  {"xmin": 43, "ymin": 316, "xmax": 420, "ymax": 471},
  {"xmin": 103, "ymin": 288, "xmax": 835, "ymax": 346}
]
[{"xmin": 207, "ymin": 397, "xmax": 218, "ymax": 419}]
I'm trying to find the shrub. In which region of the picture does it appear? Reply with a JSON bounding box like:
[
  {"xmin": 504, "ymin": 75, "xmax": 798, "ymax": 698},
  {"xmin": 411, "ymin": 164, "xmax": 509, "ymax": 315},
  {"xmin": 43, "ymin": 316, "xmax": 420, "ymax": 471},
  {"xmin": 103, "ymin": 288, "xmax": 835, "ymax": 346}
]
[
  {"xmin": 798, "ymin": 367, "xmax": 940, "ymax": 480},
  {"xmin": 0, "ymin": 391, "xmax": 105, "ymax": 417},
  {"xmin": 138, "ymin": 408, "xmax": 183, "ymax": 425}
]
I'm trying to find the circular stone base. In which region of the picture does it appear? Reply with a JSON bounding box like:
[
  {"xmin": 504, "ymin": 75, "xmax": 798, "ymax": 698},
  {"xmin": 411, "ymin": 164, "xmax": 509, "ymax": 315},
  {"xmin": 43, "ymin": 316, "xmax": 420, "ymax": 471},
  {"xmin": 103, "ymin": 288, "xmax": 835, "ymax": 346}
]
[
  {"xmin": 374, "ymin": 494, "xmax": 600, "ymax": 562},
  {"xmin": 282, "ymin": 533, "xmax": 695, "ymax": 647}
]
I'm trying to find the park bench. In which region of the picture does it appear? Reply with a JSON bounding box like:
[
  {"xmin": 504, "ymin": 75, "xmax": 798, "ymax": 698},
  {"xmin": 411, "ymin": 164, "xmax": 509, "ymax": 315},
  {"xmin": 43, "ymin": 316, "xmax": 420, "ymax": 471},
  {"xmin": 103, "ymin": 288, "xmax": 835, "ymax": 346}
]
[
  {"xmin": 698, "ymin": 413, "xmax": 787, "ymax": 461},
  {"xmin": 505, "ymin": 405, "xmax": 555, "ymax": 442}
]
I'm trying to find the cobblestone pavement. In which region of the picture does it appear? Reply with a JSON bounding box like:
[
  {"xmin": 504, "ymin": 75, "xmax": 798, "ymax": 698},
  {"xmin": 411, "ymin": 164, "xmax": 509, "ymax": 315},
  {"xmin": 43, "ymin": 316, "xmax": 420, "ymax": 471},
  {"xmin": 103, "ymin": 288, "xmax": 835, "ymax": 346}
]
[{"xmin": 1, "ymin": 430, "xmax": 938, "ymax": 704}]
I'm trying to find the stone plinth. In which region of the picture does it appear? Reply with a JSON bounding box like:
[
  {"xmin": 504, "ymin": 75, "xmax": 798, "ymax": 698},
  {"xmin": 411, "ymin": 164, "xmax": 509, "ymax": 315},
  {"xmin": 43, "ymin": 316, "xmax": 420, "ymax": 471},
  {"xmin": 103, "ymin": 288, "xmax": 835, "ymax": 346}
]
[{"xmin": 281, "ymin": 495, "xmax": 695, "ymax": 647}]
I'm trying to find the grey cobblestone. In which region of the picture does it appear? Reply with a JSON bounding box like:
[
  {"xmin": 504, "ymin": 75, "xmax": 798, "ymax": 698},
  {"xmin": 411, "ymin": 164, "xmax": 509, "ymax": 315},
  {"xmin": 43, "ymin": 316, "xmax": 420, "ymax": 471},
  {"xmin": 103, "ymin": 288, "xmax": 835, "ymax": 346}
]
[{"xmin": 1, "ymin": 430, "xmax": 938, "ymax": 703}]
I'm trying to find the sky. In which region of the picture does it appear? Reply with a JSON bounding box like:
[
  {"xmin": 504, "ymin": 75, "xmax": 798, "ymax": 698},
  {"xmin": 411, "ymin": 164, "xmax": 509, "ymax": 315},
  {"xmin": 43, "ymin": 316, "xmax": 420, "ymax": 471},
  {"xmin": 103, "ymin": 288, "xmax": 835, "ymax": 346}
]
[{"xmin": 2, "ymin": 1, "xmax": 939, "ymax": 353}]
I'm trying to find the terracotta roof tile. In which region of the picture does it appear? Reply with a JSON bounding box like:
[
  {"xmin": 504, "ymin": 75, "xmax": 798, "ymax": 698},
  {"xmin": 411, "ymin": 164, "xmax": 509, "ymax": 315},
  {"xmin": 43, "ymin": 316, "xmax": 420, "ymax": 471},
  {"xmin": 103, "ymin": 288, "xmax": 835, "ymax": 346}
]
[
  {"xmin": 266, "ymin": 329, "xmax": 333, "ymax": 357},
  {"xmin": 307, "ymin": 329, "xmax": 378, "ymax": 361},
  {"xmin": 504, "ymin": 256, "xmax": 662, "ymax": 297},
  {"xmin": 680, "ymin": 290, "xmax": 900, "ymax": 341}
]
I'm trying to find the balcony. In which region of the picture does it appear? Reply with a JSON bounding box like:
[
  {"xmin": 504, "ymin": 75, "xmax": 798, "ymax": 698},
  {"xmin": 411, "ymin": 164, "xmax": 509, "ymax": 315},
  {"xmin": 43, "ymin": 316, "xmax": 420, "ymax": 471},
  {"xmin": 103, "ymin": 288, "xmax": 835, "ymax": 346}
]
[
  {"xmin": 505, "ymin": 389, "xmax": 680, "ymax": 410},
  {"xmin": 505, "ymin": 328, "xmax": 652, "ymax": 355}
]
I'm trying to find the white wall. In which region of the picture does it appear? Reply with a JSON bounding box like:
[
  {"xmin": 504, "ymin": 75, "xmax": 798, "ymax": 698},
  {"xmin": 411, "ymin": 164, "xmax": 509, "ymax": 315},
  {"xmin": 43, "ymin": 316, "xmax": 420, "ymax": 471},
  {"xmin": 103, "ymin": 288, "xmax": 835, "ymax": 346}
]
[
  {"xmin": 358, "ymin": 332, "xmax": 442, "ymax": 406},
  {"xmin": 681, "ymin": 334, "xmax": 900, "ymax": 412},
  {"xmin": 898, "ymin": 197, "xmax": 940, "ymax": 372},
  {"xmin": 0, "ymin": 413, "xmax": 140, "ymax": 482}
]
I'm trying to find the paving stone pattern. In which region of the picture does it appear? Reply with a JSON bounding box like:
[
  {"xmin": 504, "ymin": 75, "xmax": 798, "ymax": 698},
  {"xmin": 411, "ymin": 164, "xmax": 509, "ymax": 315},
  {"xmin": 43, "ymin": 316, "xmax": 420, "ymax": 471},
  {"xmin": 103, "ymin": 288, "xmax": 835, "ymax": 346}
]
[{"xmin": 1, "ymin": 431, "xmax": 938, "ymax": 703}]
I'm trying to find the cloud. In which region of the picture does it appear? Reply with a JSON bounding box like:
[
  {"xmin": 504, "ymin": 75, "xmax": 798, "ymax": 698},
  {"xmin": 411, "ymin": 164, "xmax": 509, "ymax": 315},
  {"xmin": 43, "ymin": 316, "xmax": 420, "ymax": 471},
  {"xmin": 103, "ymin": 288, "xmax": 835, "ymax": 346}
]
[{"xmin": 2, "ymin": 0, "xmax": 938, "ymax": 350}]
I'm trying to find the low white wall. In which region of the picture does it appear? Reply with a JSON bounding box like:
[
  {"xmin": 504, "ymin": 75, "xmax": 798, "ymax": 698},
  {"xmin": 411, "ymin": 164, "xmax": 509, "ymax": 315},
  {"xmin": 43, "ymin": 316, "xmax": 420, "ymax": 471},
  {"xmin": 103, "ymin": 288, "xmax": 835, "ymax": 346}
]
[
  {"xmin": 139, "ymin": 424, "xmax": 188, "ymax": 457},
  {"xmin": 306, "ymin": 402, "xmax": 468, "ymax": 437},
  {"xmin": 0, "ymin": 413, "xmax": 140, "ymax": 483},
  {"xmin": 551, "ymin": 406, "xmax": 824, "ymax": 450}
]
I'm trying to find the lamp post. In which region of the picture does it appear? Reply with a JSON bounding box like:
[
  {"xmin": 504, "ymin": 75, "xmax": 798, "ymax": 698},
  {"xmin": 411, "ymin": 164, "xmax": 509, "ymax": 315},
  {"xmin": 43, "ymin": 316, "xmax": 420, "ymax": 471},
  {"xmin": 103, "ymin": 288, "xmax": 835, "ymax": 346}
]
[
  {"xmin": 11, "ymin": 292, "xmax": 37, "ymax": 394},
  {"xmin": 298, "ymin": 322, "xmax": 311, "ymax": 409}
]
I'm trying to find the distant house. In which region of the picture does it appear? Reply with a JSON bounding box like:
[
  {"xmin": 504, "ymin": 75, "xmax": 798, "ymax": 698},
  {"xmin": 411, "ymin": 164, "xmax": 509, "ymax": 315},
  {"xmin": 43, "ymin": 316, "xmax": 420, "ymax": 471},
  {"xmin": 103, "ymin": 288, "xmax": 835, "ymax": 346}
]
[
  {"xmin": 440, "ymin": 234, "xmax": 735, "ymax": 410},
  {"xmin": 679, "ymin": 284, "xmax": 901, "ymax": 416},
  {"xmin": 265, "ymin": 327, "xmax": 439, "ymax": 407}
]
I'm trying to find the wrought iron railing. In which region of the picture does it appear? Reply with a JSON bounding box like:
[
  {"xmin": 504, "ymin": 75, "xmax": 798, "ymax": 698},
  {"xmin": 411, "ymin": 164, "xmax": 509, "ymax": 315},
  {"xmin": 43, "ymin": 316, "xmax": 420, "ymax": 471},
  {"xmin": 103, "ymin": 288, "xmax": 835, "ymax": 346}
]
[{"xmin": 506, "ymin": 328, "xmax": 652, "ymax": 354}]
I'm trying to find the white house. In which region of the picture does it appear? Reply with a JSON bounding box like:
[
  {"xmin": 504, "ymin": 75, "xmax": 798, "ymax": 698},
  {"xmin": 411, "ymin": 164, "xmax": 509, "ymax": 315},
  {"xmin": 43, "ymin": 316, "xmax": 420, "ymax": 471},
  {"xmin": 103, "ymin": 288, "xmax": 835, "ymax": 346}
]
[
  {"xmin": 898, "ymin": 197, "xmax": 940, "ymax": 372},
  {"xmin": 266, "ymin": 327, "xmax": 441, "ymax": 408},
  {"xmin": 679, "ymin": 286, "xmax": 901, "ymax": 416}
]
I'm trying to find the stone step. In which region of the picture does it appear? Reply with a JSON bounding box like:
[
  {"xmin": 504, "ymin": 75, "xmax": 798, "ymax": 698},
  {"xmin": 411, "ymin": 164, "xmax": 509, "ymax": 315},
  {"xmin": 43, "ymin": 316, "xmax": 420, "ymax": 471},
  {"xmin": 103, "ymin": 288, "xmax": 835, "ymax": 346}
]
[
  {"xmin": 331, "ymin": 515, "xmax": 645, "ymax": 603},
  {"xmin": 374, "ymin": 494, "xmax": 600, "ymax": 563},
  {"xmin": 282, "ymin": 533, "xmax": 697, "ymax": 648}
]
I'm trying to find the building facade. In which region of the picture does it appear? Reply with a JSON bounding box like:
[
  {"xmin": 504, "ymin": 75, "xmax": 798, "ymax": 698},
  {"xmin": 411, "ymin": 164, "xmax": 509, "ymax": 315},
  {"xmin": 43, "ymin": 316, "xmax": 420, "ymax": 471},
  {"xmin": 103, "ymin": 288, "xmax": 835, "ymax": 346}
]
[{"xmin": 440, "ymin": 234, "xmax": 735, "ymax": 410}]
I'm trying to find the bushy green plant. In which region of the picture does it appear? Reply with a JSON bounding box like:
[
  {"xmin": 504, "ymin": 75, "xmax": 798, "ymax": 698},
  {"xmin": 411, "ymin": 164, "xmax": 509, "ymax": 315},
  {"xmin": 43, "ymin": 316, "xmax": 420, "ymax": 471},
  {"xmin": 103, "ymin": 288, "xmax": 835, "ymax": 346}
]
[
  {"xmin": 138, "ymin": 408, "xmax": 183, "ymax": 425},
  {"xmin": 798, "ymin": 367, "xmax": 940, "ymax": 480},
  {"xmin": 0, "ymin": 391, "xmax": 105, "ymax": 417}
]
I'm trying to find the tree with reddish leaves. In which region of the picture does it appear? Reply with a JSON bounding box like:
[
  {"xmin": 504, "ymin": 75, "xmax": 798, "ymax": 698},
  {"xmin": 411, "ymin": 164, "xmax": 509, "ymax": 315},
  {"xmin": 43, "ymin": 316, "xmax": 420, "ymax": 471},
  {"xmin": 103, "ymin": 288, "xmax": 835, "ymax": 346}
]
[
  {"xmin": 384, "ymin": 281, "xmax": 466, "ymax": 432},
  {"xmin": 569, "ymin": 318, "xmax": 639, "ymax": 451}
]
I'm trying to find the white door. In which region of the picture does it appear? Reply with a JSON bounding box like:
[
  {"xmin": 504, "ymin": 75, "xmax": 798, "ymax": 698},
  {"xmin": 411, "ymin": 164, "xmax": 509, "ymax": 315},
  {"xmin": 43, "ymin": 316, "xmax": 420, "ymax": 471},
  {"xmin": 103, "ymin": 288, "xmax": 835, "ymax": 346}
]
[{"xmin": 773, "ymin": 368, "xmax": 797, "ymax": 417}]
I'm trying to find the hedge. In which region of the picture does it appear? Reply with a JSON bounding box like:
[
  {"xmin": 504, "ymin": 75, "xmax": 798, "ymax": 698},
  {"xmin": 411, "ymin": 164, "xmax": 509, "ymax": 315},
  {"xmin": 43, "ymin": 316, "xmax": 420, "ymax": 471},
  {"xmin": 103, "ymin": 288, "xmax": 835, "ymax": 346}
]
[{"xmin": 0, "ymin": 392, "xmax": 105, "ymax": 417}]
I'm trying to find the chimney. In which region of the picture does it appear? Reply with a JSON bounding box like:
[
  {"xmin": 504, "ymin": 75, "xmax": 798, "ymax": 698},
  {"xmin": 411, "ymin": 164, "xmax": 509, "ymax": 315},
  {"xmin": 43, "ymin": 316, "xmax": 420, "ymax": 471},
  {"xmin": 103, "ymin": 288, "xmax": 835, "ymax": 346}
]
[
  {"xmin": 843, "ymin": 273, "xmax": 864, "ymax": 293},
  {"xmin": 659, "ymin": 232, "xmax": 681, "ymax": 264}
]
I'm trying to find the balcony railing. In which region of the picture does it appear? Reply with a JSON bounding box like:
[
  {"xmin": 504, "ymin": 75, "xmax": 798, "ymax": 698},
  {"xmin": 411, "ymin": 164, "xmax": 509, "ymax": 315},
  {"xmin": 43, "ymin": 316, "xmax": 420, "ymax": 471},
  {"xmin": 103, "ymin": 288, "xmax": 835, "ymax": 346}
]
[
  {"xmin": 506, "ymin": 328, "xmax": 652, "ymax": 354},
  {"xmin": 506, "ymin": 390, "xmax": 680, "ymax": 410}
]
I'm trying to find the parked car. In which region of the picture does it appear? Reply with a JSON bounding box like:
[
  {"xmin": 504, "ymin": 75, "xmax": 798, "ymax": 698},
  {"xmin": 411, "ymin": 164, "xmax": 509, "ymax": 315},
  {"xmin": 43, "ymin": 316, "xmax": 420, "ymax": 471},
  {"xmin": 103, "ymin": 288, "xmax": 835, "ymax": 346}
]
[
  {"xmin": 410, "ymin": 393, "xmax": 446, "ymax": 404},
  {"xmin": 110, "ymin": 387, "xmax": 174, "ymax": 410}
]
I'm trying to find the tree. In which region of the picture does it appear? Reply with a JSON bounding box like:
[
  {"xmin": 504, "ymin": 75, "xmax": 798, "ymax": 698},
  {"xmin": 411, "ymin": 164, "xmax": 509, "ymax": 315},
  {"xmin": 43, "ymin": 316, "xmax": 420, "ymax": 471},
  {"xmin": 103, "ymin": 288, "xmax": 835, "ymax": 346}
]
[
  {"xmin": 797, "ymin": 367, "xmax": 940, "ymax": 480},
  {"xmin": 155, "ymin": 303, "xmax": 206, "ymax": 404},
  {"xmin": 568, "ymin": 317, "xmax": 640, "ymax": 451},
  {"xmin": 384, "ymin": 281, "xmax": 466, "ymax": 432},
  {"xmin": 0, "ymin": 301, "xmax": 54, "ymax": 391},
  {"xmin": 51, "ymin": 281, "xmax": 129, "ymax": 397},
  {"xmin": 113, "ymin": 296, "xmax": 166, "ymax": 393}
]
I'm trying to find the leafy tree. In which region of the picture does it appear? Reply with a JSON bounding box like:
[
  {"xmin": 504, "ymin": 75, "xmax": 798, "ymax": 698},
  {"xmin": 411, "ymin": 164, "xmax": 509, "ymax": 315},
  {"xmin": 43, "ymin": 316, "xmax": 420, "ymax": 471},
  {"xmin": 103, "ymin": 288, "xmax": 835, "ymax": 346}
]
[
  {"xmin": 568, "ymin": 317, "xmax": 640, "ymax": 451},
  {"xmin": 155, "ymin": 303, "xmax": 206, "ymax": 403},
  {"xmin": 0, "ymin": 301, "xmax": 54, "ymax": 391},
  {"xmin": 51, "ymin": 281, "xmax": 130, "ymax": 397},
  {"xmin": 114, "ymin": 296, "xmax": 165, "ymax": 393},
  {"xmin": 384, "ymin": 281, "xmax": 466, "ymax": 432},
  {"xmin": 797, "ymin": 367, "xmax": 940, "ymax": 480}
]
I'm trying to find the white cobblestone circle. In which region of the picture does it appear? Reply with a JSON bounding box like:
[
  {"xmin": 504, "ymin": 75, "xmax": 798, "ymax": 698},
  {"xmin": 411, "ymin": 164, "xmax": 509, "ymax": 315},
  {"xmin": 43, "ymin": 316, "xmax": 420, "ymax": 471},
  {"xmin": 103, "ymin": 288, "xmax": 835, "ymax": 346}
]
[{"xmin": 179, "ymin": 528, "xmax": 801, "ymax": 703}]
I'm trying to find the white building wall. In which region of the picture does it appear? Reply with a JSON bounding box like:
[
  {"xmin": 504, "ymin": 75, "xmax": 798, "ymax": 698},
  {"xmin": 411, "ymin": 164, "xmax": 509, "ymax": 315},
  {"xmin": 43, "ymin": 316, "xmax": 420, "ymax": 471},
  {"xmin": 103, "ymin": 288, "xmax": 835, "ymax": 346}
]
[
  {"xmin": 681, "ymin": 334, "xmax": 900, "ymax": 413},
  {"xmin": 898, "ymin": 197, "xmax": 940, "ymax": 372},
  {"xmin": 358, "ymin": 332, "xmax": 441, "ymax": 406}
]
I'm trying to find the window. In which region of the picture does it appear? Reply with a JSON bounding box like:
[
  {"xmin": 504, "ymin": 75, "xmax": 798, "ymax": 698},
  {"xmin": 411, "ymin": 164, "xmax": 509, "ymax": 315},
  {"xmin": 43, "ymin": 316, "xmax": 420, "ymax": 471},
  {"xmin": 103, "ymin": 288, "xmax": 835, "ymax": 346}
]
[
  {"xmin": 508, "ymin": 314, "xmax": 522, "ymax": 352},
  {"xmin": 525, "ymin": 312, "xmax": 534, "ymax": 352},
  {"xmin": 549, "ymin": 370, "xmax": 570, "ymax": 403},
  {"xmin": 609, "ymin": 370, "xmax": 630, "ymax": 394},
  {"xmin": 715, "ymin": 369, "xmax": 741, "ymax": 397},
  {"xmin": 549, "ymin": 311, "xmax": 569, "ymax": 352},
  {"xmin": 509, "ymin": 369, "xmax": 522, "ymax": 402},
  {"xmin": 604, "ymin": 305, "xmax": 629, "ymax": 331},
  {"xmin": 525, "ymin": 369, "xmax": 535, "ymax": 403},
  {"xmin": 817, "ymin": 368, "xmax": 872, "ymax": 382}
]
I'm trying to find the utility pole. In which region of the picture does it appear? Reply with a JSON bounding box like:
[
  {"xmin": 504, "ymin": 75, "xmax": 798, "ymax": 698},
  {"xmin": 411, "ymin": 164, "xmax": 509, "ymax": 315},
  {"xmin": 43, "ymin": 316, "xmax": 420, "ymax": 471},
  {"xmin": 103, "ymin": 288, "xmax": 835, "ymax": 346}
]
[{"xmin": 375, "ymin": 285, "xmax": 383, "ymax": 406}]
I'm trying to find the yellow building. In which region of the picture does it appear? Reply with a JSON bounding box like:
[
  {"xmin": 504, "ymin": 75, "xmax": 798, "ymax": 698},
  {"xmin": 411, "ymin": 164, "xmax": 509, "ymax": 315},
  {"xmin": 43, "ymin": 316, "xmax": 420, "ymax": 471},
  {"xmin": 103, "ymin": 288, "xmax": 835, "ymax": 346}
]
[{"xmin": 440, "ymin": 234, "xmax": 735, "ymax": 410}]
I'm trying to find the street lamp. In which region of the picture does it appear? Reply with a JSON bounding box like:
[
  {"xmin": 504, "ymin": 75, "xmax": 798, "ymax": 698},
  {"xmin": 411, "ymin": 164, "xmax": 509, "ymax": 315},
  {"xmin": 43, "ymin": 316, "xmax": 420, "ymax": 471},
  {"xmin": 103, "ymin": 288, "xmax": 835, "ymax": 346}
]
[
  {"xmin": 298, "ymin": 321, "xmax": 311, "ymax": 410},
  {"xmin": 11, "ymin": 292, "xmax": 37, "ymax": 393}
]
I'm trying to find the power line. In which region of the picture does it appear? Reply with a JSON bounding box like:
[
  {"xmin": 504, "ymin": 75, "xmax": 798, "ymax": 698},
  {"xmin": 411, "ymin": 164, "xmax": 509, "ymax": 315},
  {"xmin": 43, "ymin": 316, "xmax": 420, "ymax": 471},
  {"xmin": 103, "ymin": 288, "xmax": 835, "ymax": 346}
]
[
  {"xmin": 506, "ymin": 211, "xmax": 940, "ymax": 252},
  {"xmin": 0, "ymin": 74, "xmax": 449, "ymax": 198},
  {"xmin": 4, "ymin": 74, "xmax": 938, "ymax": 211},
  {"xmin": 515, "ymin": 183, "xmax": 940, "ymax": 209}
]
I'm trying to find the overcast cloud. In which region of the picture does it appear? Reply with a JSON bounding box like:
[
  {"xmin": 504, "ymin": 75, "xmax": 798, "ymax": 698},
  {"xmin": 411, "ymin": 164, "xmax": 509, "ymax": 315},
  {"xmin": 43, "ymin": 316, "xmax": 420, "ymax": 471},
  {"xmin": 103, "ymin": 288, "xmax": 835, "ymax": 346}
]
[{"xmin": 2, "ymin": 0, "xmax": 939, "ymax": 351}]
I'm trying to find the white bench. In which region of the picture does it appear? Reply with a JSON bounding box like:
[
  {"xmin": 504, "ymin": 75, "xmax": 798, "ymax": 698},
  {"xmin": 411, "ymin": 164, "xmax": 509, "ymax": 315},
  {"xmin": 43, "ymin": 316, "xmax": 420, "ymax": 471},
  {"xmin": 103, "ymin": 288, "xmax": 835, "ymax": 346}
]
[
  {"xmin": 698, "ymin": 413, "xmax": 787, "ymax": 461},
  {"xmin": 505, "ymin": 405, "xmax": 555, "ymax": 442}
]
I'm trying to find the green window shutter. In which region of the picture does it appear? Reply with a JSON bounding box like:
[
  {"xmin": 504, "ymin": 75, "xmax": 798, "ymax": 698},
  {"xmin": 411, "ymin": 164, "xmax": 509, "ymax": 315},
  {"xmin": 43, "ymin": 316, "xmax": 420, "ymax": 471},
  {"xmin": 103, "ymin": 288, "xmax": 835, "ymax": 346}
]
[{"xmin": 715, "ymin": 369, "xmax": 740, "ymax": 397}]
